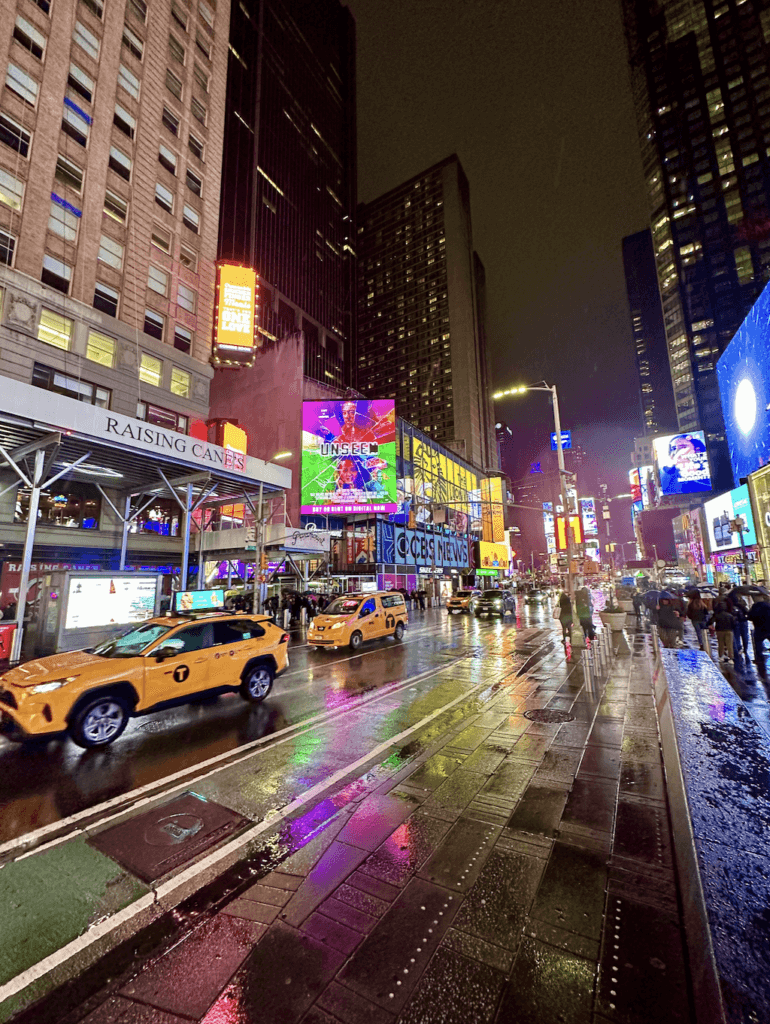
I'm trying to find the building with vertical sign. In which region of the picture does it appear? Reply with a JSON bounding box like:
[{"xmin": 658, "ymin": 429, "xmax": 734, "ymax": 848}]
[{"xmin": 212, "ymin": 263, "xmax": 257, "ymax": 365}]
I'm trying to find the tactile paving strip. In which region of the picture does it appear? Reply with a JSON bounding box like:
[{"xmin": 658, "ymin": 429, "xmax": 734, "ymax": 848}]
[{"xmin": 417, "ymin": 817, "xmax": 500, "ymax": 893}]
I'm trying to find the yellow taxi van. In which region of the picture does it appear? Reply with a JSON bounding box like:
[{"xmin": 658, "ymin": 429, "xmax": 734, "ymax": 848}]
[
  {"xmin": 0, "ymin": 591, "xmax": 289, "ymax": 748},
  {"xmin": 308, "ymin": 591, "xmax": 408, "ymax": 650}
]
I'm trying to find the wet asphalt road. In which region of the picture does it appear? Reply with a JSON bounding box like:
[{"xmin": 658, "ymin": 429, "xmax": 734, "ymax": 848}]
[{"xmin": 0, "ymin": 602, "xmax": 553, "ymax": 843}]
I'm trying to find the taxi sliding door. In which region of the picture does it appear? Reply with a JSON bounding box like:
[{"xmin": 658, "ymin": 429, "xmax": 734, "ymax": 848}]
[{"xmin": 142, "ymin": 622, "xmax": 214, "ymax": 707}]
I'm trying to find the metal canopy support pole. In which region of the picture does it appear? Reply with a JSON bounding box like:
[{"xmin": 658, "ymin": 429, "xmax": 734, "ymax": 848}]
[
  {"xmin": 254, "ymin": 482, "xmax": 263, "ymax": 612},
  {"xmin": 11, "ymin": 448, "xmax": 45, "ymax": 664},
  {"xmin": 180, "ymin": 482, "xmax": 194, "ymax": 591},
  {"xmin": 120, "ymin": 495, "xmax": 131, "ymax": 571},
  {"xmin": 552, "ymin": 385, "xmax": 574, "ymax": 601}
]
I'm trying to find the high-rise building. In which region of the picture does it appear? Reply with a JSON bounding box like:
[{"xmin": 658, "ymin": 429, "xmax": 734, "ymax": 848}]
[
  {"xmin": 622, "ymin": 229, "xmax": 677, "ymax": 436},
  {"xmin": 217, "ymin": 0, "xmax": 356, "ymax": 388},
  {"xmin": 621, "ymin": 0, "xmax": 770, "ymax": 490},
  {"xmin": 356, "ymin": 155, "xmax": 497, "ymax": 472}
]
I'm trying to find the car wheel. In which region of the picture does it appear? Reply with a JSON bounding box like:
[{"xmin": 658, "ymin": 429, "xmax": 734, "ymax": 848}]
[
  {"xmin": 349, "ymin": 630, "xmax": 363, "ymax": 650},
  {"xmin": 70, "ymin": 694, "xmax": 129, "ymax": 749},
  {"xmin": 241, "ymin": 663, "xmax": 274, "ymax": 703},
  {"xmin": 394, "ymin": 622, "xmax": 405, "ymax": 641}
]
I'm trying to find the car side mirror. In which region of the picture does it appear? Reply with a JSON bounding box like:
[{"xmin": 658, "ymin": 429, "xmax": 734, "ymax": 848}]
[{"xmin": 154, "ymin": 644, "xmax": 178, "ymax": 661}]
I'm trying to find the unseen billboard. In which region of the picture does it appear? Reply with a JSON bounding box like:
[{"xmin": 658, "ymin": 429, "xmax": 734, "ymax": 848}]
[
  {"xmin": 702, "ymin": 484, "xmax": 757, "ymax": 553},
  {"xmin": 716, "ymin": 282, "xmax": 770, "ymax": 482},
  {"xmin": 653, "ymin": 431, "xmax": 712, "ymax": 495},
  {"xmin": 301, "ymin": 400, "xmax": 397, "ymax": 515}
]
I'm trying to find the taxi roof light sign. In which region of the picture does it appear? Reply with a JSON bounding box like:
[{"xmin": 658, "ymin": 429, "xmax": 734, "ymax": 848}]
[{"xmin": 173, "ymin": 589, "xmax": 225, "ymax": 614}]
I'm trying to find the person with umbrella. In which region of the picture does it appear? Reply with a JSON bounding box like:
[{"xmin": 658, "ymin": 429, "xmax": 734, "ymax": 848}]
[
  {"xmin": 726, "ymin": 588, "xmax": 751, "ymax": 659},
  {"xmin": 657, "ymin": 592, "xmax": 684, "ymax": 648},
  {"xmin": 747, "ymin": 593, "xmax": 770, "ymax": 675}
]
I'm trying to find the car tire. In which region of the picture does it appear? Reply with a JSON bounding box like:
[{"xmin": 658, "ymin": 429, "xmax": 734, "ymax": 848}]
[
  {"xmin": 69, "ymin": 693, "xmax": 130, "ymax": 749},
  {"xmin": 349, "ymin": 631, "xmax": 363, "ymax": 651},
  {"xmin": 394, "ymin": 622, "xmax": 405, "ymax": 641},
  {"xmin": 241, "ymin": 663, "xmax": 274, "ymax": 703}
]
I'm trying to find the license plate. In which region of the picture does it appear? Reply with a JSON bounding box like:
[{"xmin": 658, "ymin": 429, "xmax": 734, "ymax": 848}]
[{"xmin": 316, "ymin": 626, "xmax": 324, "ymax": 631}]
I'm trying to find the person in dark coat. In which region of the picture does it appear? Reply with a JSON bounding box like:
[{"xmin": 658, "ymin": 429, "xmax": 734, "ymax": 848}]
[
  {"xmin": 710, "ymin": 601, "xmax": 735, "ymax": 662},
  {"xmin": 748, "ymin": 596, "xmax": 770, "ymax": 675},
  {"xmin": 557, "ymin": 591, "xmax": 573, "ymax": 643},
  {"xmin": 657, "ymin": 596, "xmax": 684, "ymax": 648},
  {"xmin": 632, "ymin": 591, "xmax": 644, "ymax": 625},
  {"xmin": 726, "ymin": 590, "xmax": 750, "ymax": 657},
  {"xmin": 686, "ymin": 593, "xmax": 710, "ymax": 651},
  {"xmin": 417, "ymin": 589, "xmax": 426, "ymax": 610},
  {"xmin": 575, "ymin": 585, "xmax": 595, "ymax": 641}
]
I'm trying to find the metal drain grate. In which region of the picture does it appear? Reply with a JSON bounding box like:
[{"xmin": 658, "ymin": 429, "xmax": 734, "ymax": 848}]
[{"xmin": 523, "ymin": 708, "xmax": 575, "ymax": 724}]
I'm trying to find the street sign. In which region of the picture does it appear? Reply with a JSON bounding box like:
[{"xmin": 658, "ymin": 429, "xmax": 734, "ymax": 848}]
[
  {"xmin": 476, "ymin": 568, "xmax": 498, "ymax": 576},
  {"xmin": 550, "ymin": 431, "xmax": 572, "ymax": 451}
]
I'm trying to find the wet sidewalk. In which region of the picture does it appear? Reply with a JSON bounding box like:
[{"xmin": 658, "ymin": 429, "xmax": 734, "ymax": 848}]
[{"xmin": 30, "ymin": 624, "xmax": 693, "ymax": 1024}]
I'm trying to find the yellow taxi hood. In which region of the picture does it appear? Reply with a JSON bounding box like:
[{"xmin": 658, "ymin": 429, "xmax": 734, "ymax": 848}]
[
  {"xmin": 2, "ymin": 650, "xmax": 106, "ymax": 688},
  {"xmin": 312, "ymin": 613, "xmax": 351, "ymax": 628}
]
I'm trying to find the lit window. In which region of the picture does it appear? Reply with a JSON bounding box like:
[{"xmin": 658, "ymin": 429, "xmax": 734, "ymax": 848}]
[
  {"xmin": 113, "ymin": 104, "xmax": 136, "ymax": 139},
  {"xmin": 73, "ymin": 20, "xmax": 99, "ymax": 59},
  {"xmin": 139, "ymin": 353, "xmax": 162, "ymax": 387},
  {"xmin": 0, "ymin": 168, "xmax": 24, "ymax": 211},
  {"xmin": 98, "ymin": 234, "xmax": 123, "ymax": 269},
  {"xmin": 177, "ymin": 282, "xmax": 196, "ymax": 313},
  {"xmin": 188, "ymin": 133, "xmax": 204, "ymax": 160},
  {"xmin": 144, "ymin": 309, "xmax": 164, "ymax": 340},
  {"xmin": 14, "ymin": 16, "xmax": 46, "ymax": 59},
  {"xmin": 41, "ymin": 255, "xmax": 72, "ymax": 293},
  {"xmin": 68, "ymin": 63, "xmax": 93, "ymax": 102},
  {"xmin": 170, "ymin": 367, "xmax": 190, "ymax": 397},
  {"xmin": 38, "ymin": 308, "xmax": 72, "ymax": 349},
  {"xmin": 152, "ymin": 226, "xmax": 171, "ymax": 253},
  {"xmin": 179, "ymin": 245, "xmax": 198, "ymax": 271},
  {"xmin": 165, "ymin": 68, "xmax": 182, "ymax": 99},
  {"xmin": 6, "ymin": 63, "xmax": 38, "ymax": 106},
  {"xmin": 155, "ymin": 182, "xmax": 174, "ymax": 213},
  {"xmin": 122, "ymin": 24, "xmax": 143, "ymax": 60},
  {"xmin": 163, "ymin": 106, "xmax": 180, "ymax": 136},
  {"xmin": 103, "ymin": 189, "xmax": 127, "ymax": 223},
  {"xmin": 118, "ymin": 63, "xmax": 140, "ymax": 99},
  {"xmin": 0, "ymin": 113, "xmax": 31, "ymax": 157},
  {"xmin": 169, "ymin": 34, "xmax": 185, "ymax": 64},
  {"xmin": 182, "ymin": 204, "xmax": 199, "ymax": 232},
  {"xmin": 0, "ymin": 229, "xmax": 16, "ymax": 266},
  {"xmin": 48, "ymin": 200, "xmax": 79, "ymax": 241},
  {"xmin": 109, "ymin": 146, "xmax": 131, "ymax": 181},
  {"xmin": 94, "ymin": 282, "xmax": 119, "ymax": 316},
  {"xmin": 86, "ymin": 331, "xmax": 115, "ymax": 367},
  {"xmin": 193, "ymin": 63, "xmax": 208, "ymax": 91},
  {"xmin": 148, "ymin": 265, "xmax": 169, "ymax": 295},
  {"xmin": 159, "ymin": 144, "xmax": 177, "ymax": 175},
  {"xmin": 174, "ymin": 324, "xmax": 192, "ymax": 353},
  {"xmin": 186, "ymin": 168, "xmax": 202, "ymax": 195}
]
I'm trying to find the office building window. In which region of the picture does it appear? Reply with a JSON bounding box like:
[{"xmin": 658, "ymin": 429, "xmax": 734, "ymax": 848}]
[
  {"xmin": 98, "ymin": 234, "xmax": 123, "ymax": 269},
  {"xmin": 86, "ymin": 330, "xmax": 115, "ymax": 368},
  {"xmin": 179, "ymin": 244, "xmax": 198, "ymax": 271},
  {"xmin": 81, "ymin": 0, "xmax": 104, "ymax": 18},
  {"xmin": 0, "ymin": 168, "xmax": 24, "ymax": 211},
  {"xmin": 144, "ymin": 308, "xmax": 164, "ymax": 339},
  {"xmin": 0, "ymin": 113, "xmax": 30, "ymax": 157},
  {"xmin": 109, "ymin": 146, "xmax": 131, "ymax": 181},
  {"xmin": 68, "ymin": 63, "xmax": 93, "ymax": 102},
  {"xmin": 171, "ymin": 2, "xmax": 188, "ymax": 30},
  {"xmin": 55, "ymin": 155, "xmax": 83, "ymax": 193},
  {"xmin": 169, "ymin": 34, "xmax": 185, "ymax": 64},
  {"xmin": 122, "ymin": 24, "xmax": 143, "ymax": 60},
  {"xmin": 48, "ymin": 200, "xmax": 79, "ymax": 241},
  {"xmin": 14, "ymin": 17, "xmax": 46, "ymax": 59},
  {"xmin": 6, "ymin": 64, "xmax": 38, "ymax": 106},
  {"xmin": 33, "ymin": 362, "xmax": 111, "ymax": 406},
  {"xmin": 195, "ymin": 32, "xmax": 210, "ymax": 59},
  {"xmin": 188, "ymin": 132, "xmax": 203, "ymax": 160},
  {"xmin": 103, "ymin": 189, "xmax": 127, "ymax": 223},
  {"xmin": 73, "ymin": 20, "xmax": 99, "ymax": 58},
  {"xmin": 193, "ymin": 63, "xmax": 208, "ymax": 91},
  {"xmin": 155, "ymin": 182, "xmax": 173, "ymax": 213},
  {"xmin": 174, "ymin": 324, "xmax": 192, "ymax": 353},
  {"xmin": 137, "ymin": 402, "xmax": 187, "ymax": 433},
  {"xmin": 62, "ymin": 100, "xmax": 90, "ymax": 146},
  {"xmin": 113, "ymin": 104, "xmax": 135, "ymax": 139},
  {"xmin": 199, "ymin": 0, "xmax": 214, "ymax": 29},
  {"xmin": 41, "ymin": 255, "xmax": 72, "ymax": 293},
  {"xmin": 177, "ymin": 282, "xmax": 196, "ymax": 312},
  {"xmin": 182, "ymin": 204, "xmax": 199, "ymax": 233},
  {"xmin": 159, "ymin": 144, "xmax": 177, "ymax": 175},
  {"xmin": 151, "ymin": 226, "xmax": 171, "ymax": 253},
  {"xmin": 94, "ymin": 281, "xmax": 119, "ymax": 316},
  {"xmin": 0, "ymin": 229, "xmax": 16, "ymax": 266},
  {"xmin": 185, "ymin": 168, "xmax": 202, "ymax": 196},
  {"xmin": 127, "ymin": 0, "xmax": 146, "ymax": 22},
  {"xmin": 139, "ymin": 352, "xmax": 162, "ymax": 387},
  {"xmin": 118, "ymin": 63, "xmax": 140, "ymax": 99},
  {"xmin": 148, "ymin": 264, "xmax": 169, "ymax": 295},
  {"xmin": 162, "ymin": 106, "xmax": 180, "ymax": 136},
  {"xmin": 170, "ymin": 367, "xmax": 190, "ymax": 397},
  {"xmin": 165, "ymin": 69, "xmax": 182, "ymax": 99},
  {"xmin": 38, "ymin": 308, "xmax": 72, "ymax": 348},
  {"xmin": 33, "ymin": 0, "xmax": 50, "ymax": 13},
  {"xmin": 191, "ymin": 97, "xmax": 206, "ymax": 125}
]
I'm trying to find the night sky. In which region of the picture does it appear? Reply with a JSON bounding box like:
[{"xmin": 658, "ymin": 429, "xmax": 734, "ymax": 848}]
[{"xmin": 347, "ymin": 0, "xmax": 652, "ymax": 494}]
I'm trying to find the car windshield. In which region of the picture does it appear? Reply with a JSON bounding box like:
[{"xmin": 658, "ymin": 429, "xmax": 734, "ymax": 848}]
[
  {"xmin": 91, "ymin": 622, "xmax": 172, "ymax": 658},
  {"xmin": 456, "ymin": 591, "xmax": 475, "ymax": 597},
  {"xmin": 324, "ymin": 598, "xmax": 361, "ymax": 616},
  {"xmin": 481, "ymin": 592, "xmax": 502, "ymax": 599}
]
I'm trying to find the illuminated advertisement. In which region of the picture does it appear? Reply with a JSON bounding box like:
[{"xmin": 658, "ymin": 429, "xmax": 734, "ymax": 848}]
[
  {"xmin": 653, "ymin": 431, "xmax": 712, "ymax": 495},
  {"xmin": 220, "ymin": 422, "xmax": 247, "ymax": 519},
  {"xmin": 301, "ymin": 400, "xmax": 397, "ymax": 515},
  {"xmin": 375, "ymin": 520, "xmax": 469, "ymax": 569},
  {"xmin": 716, "ymin": 280, "xmax": 770, "ymax": 482},
  {"xmin": 174, "ymin": 589, "xmax": 225, "ymax": 613},
  {"xmin": 703, "ymin": 484, "xmax": 757, "ymax": 553},
  {"xmin": 478, "ymin": 541, "xmax": 509, "ymax": 571},
  {"xmin": 65, "ymin": 576, "xmax": 157, "ymax": 630},
  {"xmin": 556, "ymin": 515, "xmax": 583, "ymax": 551},
  {"xmin": 213, "ymin": 264, "xmax": 257, "ymax": 360},
  {"xmin": 580, "ymin": 497, "xmax": 598, "ymax": 537},
  {"xmin": 639, "ymin": 465, "xmax": 655, "ymax": 508},
  {"xmin": 629, "ymin": 468, "xmax": 641, "ymax": 503},
  {"xmin": 550, "ymin": 430, "xmax": 572, "ymax": 450},
  {"xmin": 481, "ymin": 477, "xmax": 506, "ymax": 543}
]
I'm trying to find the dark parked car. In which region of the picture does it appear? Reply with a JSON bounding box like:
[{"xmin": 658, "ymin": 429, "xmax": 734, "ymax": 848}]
[{"xmin": 474, "ymin": 590, "xmax": 516, "ymax": 617}]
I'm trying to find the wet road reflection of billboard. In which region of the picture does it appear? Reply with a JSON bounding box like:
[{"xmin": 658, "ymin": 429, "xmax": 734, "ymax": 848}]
[
  {"xmin": 301, "ymin": 400, "xmax": 397, "ymax": 515},
  {"xmin": 653, "ymin": 431, "xmax": 712, "ymax": 495}
]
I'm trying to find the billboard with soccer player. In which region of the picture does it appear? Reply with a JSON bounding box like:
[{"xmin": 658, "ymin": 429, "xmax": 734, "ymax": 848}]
[{"xmin": 301, "ymin": 400, "xmax": 398, "ymax": 515}]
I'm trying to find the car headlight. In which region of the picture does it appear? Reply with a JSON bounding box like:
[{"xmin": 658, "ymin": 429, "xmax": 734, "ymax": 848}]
[
  {"xmin": 331, "ymin": 621, "xmax": 344, "ymax": 630},
  {"xmin": 30, "ymin": 676, "xmax": 77, "ymax": 694}
]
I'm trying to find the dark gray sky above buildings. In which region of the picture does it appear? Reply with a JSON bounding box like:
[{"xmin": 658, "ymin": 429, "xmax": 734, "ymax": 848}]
[{"xmin": 347, "ymin": 0, "xmax": 652, "ymax": 491}]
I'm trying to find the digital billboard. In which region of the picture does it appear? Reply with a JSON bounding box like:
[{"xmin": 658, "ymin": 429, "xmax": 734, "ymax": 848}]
[
  {"xmin": 212, "ymin": 264, "xmax": 257, "ymax": 364},
  {"xmin": 629, "ymin": 468, "xmax": 641, "ymax": 503},
  {"xmin": 653, "ymin": 431, "xmax": 712, "ymax": 495},
  {"xmin": 639, "ymin": 465, "xmax": 655, "ymax": 508},
  {"xmin": 301, "ymin": 400, "xmax": 397, "ymax": 515},
  {"xmin": 478, "ymin": 541, "xmax": 509, "ymax": 571},
  {"xmin": 556, "ymin": 515, "xmax": 583, "ymax": 551},
  {"xmin": 716, "ymin": 281, "xmax": 770, "ymax": 482},
  {"xmin": 481, "ymin": 477, "xmax": 506, "ymax": 543},
  {"xmin": 702, "ymin": 484, "xmax": 757, "ymax": 553},
  {"xmin": 65, "ymin": 576, "xmax": 157, "ymax": 630},
  {"xmin": 580, "ymin": 497, "xmax": 598, "ymax": 537}
]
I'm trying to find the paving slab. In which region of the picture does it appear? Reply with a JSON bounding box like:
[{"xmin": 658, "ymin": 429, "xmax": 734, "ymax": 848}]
[
  {"xmin": 360, "ymin": 812, "xmax": 452, "ymax": 888},
  {"xmin": 529, "ymin": 840, "xmax": 608, "ymax": 941},
  {"xmin": 335, "ymin": 791, "xmax": 417, "ymax": 851},
  {"xmin": 282, "ymin": 841, "xmax": 369, "ymax": 927},
  {"xmin": 398, "ymin": 945, "xmax": 505, "ymax": 1024},
  {"xmin": 496, "ymin": 936, "xmax": 596, "ymax": 1024}
]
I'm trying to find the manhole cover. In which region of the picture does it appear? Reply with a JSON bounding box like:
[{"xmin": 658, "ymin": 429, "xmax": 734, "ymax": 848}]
[{"xmin": 523, "ymin": 709, "xmax": 575, "ymax": 723}]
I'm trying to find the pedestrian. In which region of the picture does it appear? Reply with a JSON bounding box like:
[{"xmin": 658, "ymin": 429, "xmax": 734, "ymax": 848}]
[
  {"xmin": 657, "ymin": 595, "xmax": 684, "ymax": 648},
  {"xmin": 686, "ymin": 592, "xmax": 710, "ymax": 651},
  {"xmin": 557, "ymin": 591, "xmax": 573, "ymax": 644},
  {"xmin": 409, "ymin": 589, "xmax": 417, "ymax": 610},
  {"xmin": 418, "ymin": 589, "xmax": 426, "ymax": 611},
  {"xmin": 747, "ymin": 595, "xmax": 770, "ymax": 675},
  {"xmin": 710, "ymin": 601, "xmax": 735, "ymax": 662},
  {"xmin": 575, "ymin": 584, "xmax": 595, "ymax": 641},
  {"xmin": 632, "ymin": 590, "xmax": 644, "ymax": 625},
  {"xmin": 726, "ymin": 590, "xmax": 750, "ymax": 658}
]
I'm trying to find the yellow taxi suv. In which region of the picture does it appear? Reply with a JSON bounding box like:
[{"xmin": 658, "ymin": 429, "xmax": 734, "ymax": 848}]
[
  {"xmin": 0, "ymin": 611, "xmax": 289, "ymax": 748},
  {"xmin": 446, "ymin": 589, "xmax": 481, "ymax": 613},
  {"xmin": 308, "ymin": 591, "xmax": 408, "ymax": 651}
]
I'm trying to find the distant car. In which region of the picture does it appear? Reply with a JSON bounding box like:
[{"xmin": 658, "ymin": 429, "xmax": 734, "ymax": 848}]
[
  {"xmin": 525, "ymin": 589, "xmax": 547, "ymax": 605},
  {"xmin": 474, "ymin": 590, "xmax": 516, "ymax": 617},
  {"xmin": 308, "ymin": 591, "xmax": 407, "ymax": 650},
  {"xmin": 446, "ymin": 589, "xmax": 481, "ymax": 613}
]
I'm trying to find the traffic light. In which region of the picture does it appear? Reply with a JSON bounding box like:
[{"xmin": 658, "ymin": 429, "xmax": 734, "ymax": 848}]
[{"xmin": 260, "ymin": 551, "xmax": 268, "ymax": 570}]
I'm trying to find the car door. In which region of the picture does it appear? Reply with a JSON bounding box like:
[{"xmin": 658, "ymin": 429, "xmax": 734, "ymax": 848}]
[
  {"xmin": 142, "ymin": 622, "xmax": 215, "ymax": 707},
  {"xmin": 210, "ymin": 619, "xmax": 267, "ymax": 681},
  {"xmin": 356, "ymin": 597, "xmax": 379, "ymax": 641}
]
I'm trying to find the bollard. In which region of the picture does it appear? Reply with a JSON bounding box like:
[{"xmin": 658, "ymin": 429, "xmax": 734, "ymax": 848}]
[
  {"xmin": 300, "ymin": 607, "xmax": 307, "ymax": 627},
  {"xmin": 582, "ymin": 648, "xmax": 593, "ymax": 687},
  {"xmin": 283, "ymin": 608, "xmax": 291, "ymax": 630}
]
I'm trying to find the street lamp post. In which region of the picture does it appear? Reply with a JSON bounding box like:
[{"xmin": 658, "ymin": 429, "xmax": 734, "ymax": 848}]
[{"xmin": 492, "ymin": 382, "xmax": 576, "ymax": 599}]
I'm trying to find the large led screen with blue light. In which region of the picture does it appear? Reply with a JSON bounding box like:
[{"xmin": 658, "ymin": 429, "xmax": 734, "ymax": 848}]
[{"xmin": 717, "ymin": 282, "xmax": 770, "ymax": 483}]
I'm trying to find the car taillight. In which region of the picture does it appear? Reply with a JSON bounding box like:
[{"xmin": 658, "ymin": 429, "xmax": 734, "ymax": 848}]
[{"xmin": 279, "ymin": 632, "xmax": 290, "ymax": 644}]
